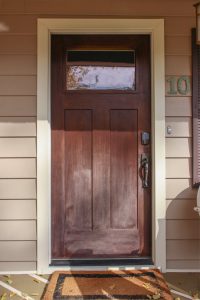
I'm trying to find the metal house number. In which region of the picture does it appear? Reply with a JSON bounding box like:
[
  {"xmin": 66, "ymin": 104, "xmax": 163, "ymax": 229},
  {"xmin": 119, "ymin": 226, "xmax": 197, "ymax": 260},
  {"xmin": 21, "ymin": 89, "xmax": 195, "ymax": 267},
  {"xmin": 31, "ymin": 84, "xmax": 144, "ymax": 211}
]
[{"xmin": 166, "ymin": 75, "xmax": 191, "ymax": 96}]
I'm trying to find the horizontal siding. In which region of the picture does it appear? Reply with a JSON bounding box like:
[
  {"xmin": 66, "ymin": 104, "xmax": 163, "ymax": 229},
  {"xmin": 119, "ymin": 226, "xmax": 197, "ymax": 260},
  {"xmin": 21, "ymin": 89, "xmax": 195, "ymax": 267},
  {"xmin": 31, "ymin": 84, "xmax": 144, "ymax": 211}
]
[
  {"xmin": 165, "ymin": 17, "xmax": 195, "ymax": 36},
  {"xmin": 167, "ymin": 240, "xmax": 200, "ymax": 260},
  {"xmin": 0, "ymin": 158, "xmax": 36, "ymax": 178},
  {"xmin": 166, "ymin": 117, "xmax": 191, "ymax": 137},
  {"xmin": 166, "ymin": 158, "xmax": 191, "ymax": 179},
  {"xmin": 0, "ymin": 35, "xmax": 36, "ymax": 54},
  {"xmin": 166, "ymin": 179, "xmax": 197, "ymax": 199},
  {"xmin": 0, "ymin": 138, "xmax": 36, "ymax": 157},
  {"xmin": 0, "ymin": 261, "xmax": 36, "ymax": 271},
  {"xmin": 0, "ymin": 96, "xmax": 36, "ymax": 116},
  {"xmin": 0, "ymin": 179, "xmax": 36, "ymax": 199},
  {"xmin": 0, "ymin": 55, "xmax": 36, "ymax": 75},
  {"xmin": 0, "ymin": 15, "xmax": 37, "ymax": 34},
  {"xmin": 165, "ymin": 36, "xmax": 191, "ymax": 56},
  {"xmin": 167, "ymin": 220, "xmax": 200, "ymax": 239},
  {"xmin": 165, "ymin": 97, "xmax": 191, "ymax": 117},
  {"xmin": 166, "ymin": 138, "xmax": 192, "ymax": 158},
  {"xmin": 0, "ymin": 75, "xmax": 36, "ymax": 95},
  {"xmin": 0, "ymin": 1, "xmax": 197, "ymax": 272},
  {"xmin": 166, "ymin": 199, "xmax": 199, "ymax": 220},
  {"xmin": 165, "ymin": 55, "xmax": 191, "ymax": 76},
  {"xmin": 0, "ymin": 220, "xmax": 36, "ymax": 240},
  {"xmin": 0, "ymin": 117, "xmax": 36, "ymax": 137},
  {"xmin": 0, "ymin": 241, "xmax": 36, "ymax": 261},
  {"xmin": 0, "ymin": 200, "xmax": 36, "ymax": 219},
  {"xmin": 167, "ymin": 260, "xmax": 200, "ymax": 269}
]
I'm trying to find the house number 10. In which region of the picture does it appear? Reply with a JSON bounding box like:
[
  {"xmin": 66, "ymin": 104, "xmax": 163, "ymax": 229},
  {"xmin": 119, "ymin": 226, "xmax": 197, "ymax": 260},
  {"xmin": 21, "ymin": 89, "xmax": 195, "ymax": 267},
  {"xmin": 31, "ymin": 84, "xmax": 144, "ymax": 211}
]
[{"xmin": 166, "ymin": 76, "xmax": 191, "ymax": 96}]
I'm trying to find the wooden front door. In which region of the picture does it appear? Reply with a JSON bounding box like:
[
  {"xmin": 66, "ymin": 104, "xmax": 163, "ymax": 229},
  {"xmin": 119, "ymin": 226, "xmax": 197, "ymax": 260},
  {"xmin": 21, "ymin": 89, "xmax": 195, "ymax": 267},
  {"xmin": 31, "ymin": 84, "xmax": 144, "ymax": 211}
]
[{"xmin": 51, "ymin": 35, "xmax": 151, "ymax": 263}]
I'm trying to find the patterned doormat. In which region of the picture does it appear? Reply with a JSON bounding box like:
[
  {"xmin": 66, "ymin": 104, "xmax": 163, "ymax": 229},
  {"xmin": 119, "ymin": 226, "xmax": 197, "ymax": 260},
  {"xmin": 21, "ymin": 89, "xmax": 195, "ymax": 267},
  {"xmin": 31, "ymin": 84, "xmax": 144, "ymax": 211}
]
[{"xmin": 43, "ymin": 269, "xmax": 173, "ymax": 300}]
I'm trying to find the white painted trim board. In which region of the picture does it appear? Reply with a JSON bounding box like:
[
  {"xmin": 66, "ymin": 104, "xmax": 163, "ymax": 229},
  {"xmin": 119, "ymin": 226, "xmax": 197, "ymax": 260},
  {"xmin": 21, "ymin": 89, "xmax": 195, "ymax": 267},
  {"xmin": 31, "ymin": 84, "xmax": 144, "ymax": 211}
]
[{"xmin": 37, "ymin": 18, "xmax": 166, "ymax": 274}]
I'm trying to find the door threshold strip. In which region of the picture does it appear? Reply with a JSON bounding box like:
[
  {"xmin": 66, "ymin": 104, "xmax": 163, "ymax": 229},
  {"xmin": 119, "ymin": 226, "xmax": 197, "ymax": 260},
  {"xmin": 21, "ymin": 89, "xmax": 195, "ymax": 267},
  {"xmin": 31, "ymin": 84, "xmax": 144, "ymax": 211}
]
[{"xmin": 0, "ymin": 280, "xmax": 35, "ymax": 300}]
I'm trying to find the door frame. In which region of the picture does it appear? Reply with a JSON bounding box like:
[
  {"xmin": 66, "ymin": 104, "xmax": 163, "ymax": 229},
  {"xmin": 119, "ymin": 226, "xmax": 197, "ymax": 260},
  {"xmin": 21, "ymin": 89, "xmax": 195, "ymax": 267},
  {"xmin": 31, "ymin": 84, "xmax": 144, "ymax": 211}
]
[{"xmin": 37, "ymin": 18, "xmax": 166, "ymax": 274}]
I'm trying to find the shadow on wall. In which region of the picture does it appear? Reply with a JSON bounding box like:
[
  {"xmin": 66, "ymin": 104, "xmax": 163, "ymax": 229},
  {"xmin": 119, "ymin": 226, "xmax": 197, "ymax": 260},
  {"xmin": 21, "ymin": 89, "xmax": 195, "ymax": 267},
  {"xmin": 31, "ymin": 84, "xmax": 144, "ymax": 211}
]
[{"xmin": 164, "ymin": 186, "xmax": 200, "ymax": 270}]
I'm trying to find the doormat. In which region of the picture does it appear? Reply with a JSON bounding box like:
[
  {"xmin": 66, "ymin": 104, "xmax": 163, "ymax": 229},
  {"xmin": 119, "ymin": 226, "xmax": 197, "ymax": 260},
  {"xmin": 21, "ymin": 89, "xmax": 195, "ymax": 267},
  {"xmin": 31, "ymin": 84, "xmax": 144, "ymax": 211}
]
[{"xmin": 43, "ymin": 269, "xmax": 173, "ymax": 300}]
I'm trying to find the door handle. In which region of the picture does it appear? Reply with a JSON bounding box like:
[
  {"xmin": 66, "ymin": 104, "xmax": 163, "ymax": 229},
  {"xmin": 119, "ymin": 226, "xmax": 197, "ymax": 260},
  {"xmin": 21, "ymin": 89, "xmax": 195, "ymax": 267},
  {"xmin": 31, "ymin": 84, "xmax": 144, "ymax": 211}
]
[{"xmin": 141, "ymin": 154, "xmax": 149, "ymax": 188}]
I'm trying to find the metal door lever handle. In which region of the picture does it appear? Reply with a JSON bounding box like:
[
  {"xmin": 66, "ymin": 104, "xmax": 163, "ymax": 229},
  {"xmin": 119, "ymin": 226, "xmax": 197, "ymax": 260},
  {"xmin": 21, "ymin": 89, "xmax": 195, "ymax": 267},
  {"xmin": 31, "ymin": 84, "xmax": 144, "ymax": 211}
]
[{"xmin": 141, "ymin": 154, "xmax": 149, "ymax": 188}]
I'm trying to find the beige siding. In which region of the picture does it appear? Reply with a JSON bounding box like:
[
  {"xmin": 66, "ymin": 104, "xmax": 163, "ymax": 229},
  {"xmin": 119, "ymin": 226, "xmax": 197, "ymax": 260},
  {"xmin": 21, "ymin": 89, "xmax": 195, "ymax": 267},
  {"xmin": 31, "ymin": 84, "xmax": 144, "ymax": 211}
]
[
  {"xmin": 166, "ymin": 117, "xmax": 191, "ymax": 137},
  {"xmin": 166, "ymin": 138, "xmax": 192, "ymax": 158},
  {"xmin": 0, "ymin": 158, "xmax": 36, "ymax": 178},
  {"xmin": 0, "ymin": 200, "xmax": 36, "ymax": 219},
  {"xmin": 0, "ymin": 117, "xmax": 36, "ymax": 137},
  {"xmin": 166, "ymin": 158, "xmax": 191, "ymax": 179},
  {"xmin": 0, "ymin": 179, "xmax": 36, "ymax": 199},
  {"xmin": 0, "ymin": 55, "xmax": 36, "ymax": 75},
  {"xmin": 0, "ymin": 138, "xmax": 36, "ymax": 157},
  {"xmin": 0, "ymin": 96, "xmax": 36, "ymax": 117},
  {"xmin": 167, "ymin": 240, "xmax": 200, "ymax": 260},
  {"xmin": 166, "ymin": 199, "xmax": 199, "ymax": 220},
  {"xmin": 0, "ymin": 76, "xmax": 36, "ymax": 95},
  {"xmin": 166, "ymin": 97, "xmax": 192, "ymax": 117},
  {"xmin": 166, "ymin": 179, "xmax": 197, "ymax": 199},
  {"xmin": 0, "ymin": 220, "xmax": 36, "ymax": 240},
  {"xmin": 0, "ymin": 0, "xmax": 199, "ymax": 271},
  {"xmin": 166, "ymin": 220, "xmax": 200, "ymax": 239},
  {"xmin": 0, "ymin": 241, "xmax": 36, "ymax": 261},
  {"xmin": 0, "ymin": 262, "xmax": 36, "ymax": 272}
]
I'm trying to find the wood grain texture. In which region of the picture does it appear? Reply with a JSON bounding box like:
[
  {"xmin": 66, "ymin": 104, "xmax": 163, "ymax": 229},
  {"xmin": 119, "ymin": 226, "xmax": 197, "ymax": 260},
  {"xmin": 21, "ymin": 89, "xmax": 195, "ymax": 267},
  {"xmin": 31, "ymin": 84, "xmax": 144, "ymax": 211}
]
[
  {"xmin": 0, "ymin": 96, "xmax": 36, "ymax": 116},
  {"xmin": 166, "ymin": 138, "xmax": 192, "ymax": 158},
  {"xmin": 166, "ymin": 158, "xmax": 191, "ymax": 179},
  {"xmin": 110, "ymin": 110, "xmax": 137, "ymax": 229},
  {"xmin": 166, "ymin": 199, "xmax": 199, "ymax": 220},
  {"xmin": 0, "ymin": 200, "xmax": 36, "ymax": 219},
  {"xmin": 0, "ymin": 220, "xmax": 36, "ymax": 240},
  {"xmin": 51, "ymin": 34, "xmax": 151, "ymax": 259},
  {"xmin": 64, "ymin": 110, "xmax": 92, "ymax": 231},
  {"xmin": 0, "ymin": 241, "xmax": 36, "ymax": 261},
  {"xmin": 0, "ymin": 179, "xmax": 36, "ymax": 199},
  {"xmin": 0, "ymin": 158, "xmax": 36, "ymax": 178},
  {"xmin": 0, "ymin": 117, "xmax": 36, "ymax": 136},
  {"xmin": 0, "ymin": 138, "xmax": 36, "ymax": 157}
]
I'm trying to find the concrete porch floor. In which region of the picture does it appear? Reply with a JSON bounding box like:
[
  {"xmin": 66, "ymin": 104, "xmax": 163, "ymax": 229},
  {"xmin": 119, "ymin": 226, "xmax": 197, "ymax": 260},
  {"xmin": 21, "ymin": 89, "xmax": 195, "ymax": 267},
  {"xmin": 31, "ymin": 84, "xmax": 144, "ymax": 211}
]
[{"xmin": 0, "ymin": 273, "xmax": 199, "ymax": 299}]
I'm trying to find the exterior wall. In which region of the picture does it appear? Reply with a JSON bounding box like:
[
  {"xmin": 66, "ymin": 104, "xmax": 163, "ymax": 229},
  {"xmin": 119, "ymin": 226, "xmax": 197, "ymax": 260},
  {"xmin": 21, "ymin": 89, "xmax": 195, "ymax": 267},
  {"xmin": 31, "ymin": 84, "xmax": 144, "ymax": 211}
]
[{"xmin": 0, "ymin": 0, "xmax": 199, "ymax": 272}]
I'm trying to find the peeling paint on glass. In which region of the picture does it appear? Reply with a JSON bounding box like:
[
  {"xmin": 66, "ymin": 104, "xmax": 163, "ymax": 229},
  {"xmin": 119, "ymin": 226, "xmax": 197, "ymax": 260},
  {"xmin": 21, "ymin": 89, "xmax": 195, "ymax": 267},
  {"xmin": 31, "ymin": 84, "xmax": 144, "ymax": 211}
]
[{"xmin": 66, "ymin": 66, "xmax": 135, "ymax": 90}]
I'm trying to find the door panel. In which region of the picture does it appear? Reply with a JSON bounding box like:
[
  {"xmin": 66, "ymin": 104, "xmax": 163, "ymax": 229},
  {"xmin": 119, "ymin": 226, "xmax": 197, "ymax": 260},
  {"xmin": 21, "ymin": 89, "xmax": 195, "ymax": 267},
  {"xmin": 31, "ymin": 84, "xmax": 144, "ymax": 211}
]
[
  {"xmin": 64, "ymin": 110, "xmax": 92, "ymax": 231},
  {"xmin": 51, "ymin": 34, "xmax": 151, "ymax": 261},
  {"xmin": 110, "ymin": 110, "xmax": 138, "ymax": 229}
]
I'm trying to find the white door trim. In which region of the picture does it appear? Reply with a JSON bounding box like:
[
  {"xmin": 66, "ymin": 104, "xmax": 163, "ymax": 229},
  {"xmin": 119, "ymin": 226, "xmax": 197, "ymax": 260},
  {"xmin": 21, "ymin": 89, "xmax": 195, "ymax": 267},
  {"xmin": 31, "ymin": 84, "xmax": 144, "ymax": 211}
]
[{"xmin": 37, "ymin": 18, "xmax": 166, "ymax": 274}]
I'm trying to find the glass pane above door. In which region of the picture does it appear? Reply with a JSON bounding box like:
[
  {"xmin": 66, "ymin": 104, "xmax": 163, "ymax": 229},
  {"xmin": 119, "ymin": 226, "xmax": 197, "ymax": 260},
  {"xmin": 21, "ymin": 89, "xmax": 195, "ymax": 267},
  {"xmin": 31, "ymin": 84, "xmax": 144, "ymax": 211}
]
[
  {"xmin": 66, "ymin": 50, "xmax": 135, "ymax": 91},
  {"xmin": 66, "ymin": 66, "xmax": 135, "ymax": 90}
]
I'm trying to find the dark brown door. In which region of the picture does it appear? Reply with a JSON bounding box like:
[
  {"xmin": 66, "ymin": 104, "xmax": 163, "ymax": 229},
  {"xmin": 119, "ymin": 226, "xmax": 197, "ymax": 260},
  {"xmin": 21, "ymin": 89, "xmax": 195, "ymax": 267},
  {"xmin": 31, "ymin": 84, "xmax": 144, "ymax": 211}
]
[{"xmin": 51, "ymin": 35, "xmax": 151, "ymax": 262}]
